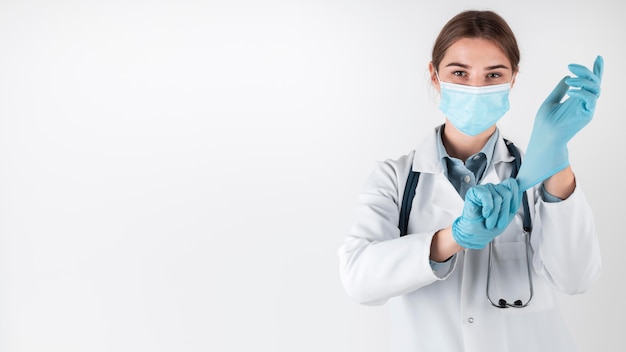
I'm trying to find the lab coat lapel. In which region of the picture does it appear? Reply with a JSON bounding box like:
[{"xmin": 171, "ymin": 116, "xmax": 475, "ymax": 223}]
[
  {"xmin": 481, "ymin": 136, "xmax": 516, "ymax": 185},
  {"xmin": 481, "ymin": 166, "xmax": 502, "ymax": 185},
  {"xmin": 411, "ymin": 126, "xmax": 465, "ymax": 218},
  {"xmin": 431, "ymin": 174, "xmax": 465, "ymax": 217}
]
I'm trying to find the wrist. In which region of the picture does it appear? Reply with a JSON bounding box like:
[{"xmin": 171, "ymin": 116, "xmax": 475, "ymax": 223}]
[
  {"xmin": 543, "ymin": 165, "xmax": 576, "ymax": 199},
  {"xmin": 431, "ymin": 226, "xmax": 463, "ymax": 262}
]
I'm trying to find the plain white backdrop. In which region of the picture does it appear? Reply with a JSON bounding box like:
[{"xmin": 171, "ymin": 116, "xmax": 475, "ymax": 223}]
[{"xmin": 0, "ymin": 0, "xmax": 622, "ymax": 351}]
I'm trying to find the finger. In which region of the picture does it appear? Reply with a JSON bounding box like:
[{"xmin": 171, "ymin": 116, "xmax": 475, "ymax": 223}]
[
  {"xmin": 501, "ymin": 178, "xmax": 521, "ymax": 214},
  {"xmin": 542, "ymin": 77, "xmax": 569, "ymax": 106},
  {"xmin": 492, "ymin": 185, "xmax": 512, "ymax": 230},
  {"xmin": 566, "ymin": 89, "xmax": 598, "ymax": 113},
  {"xmin": 466, "ymin": 186, "xmax": 493, "ymax": 220},
  {"xmin": 568, "ymin": 64, "xmax": 601, "ymax": 86},
  {"xmin": 593, "ymin": 55, "xmax": 604, "ymax": 82},
  {"xmin": 483, "ymin": 184, "xmax": 502, "ymax": 230},
  {"xmin": 564, "ymin": 77, "xmax": 600, "ymax": 96},
  {"xmin": 464, "ymin": 188, "xmax": 485, "ymax": 220},
  {"xmin": 472, "ymin": 187, "xmax": 494, "ymax": 218}
]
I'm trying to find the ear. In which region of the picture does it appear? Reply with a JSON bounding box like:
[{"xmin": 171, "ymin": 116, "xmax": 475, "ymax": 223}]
[{"xmin": 428, "ymin": 62, "xmax": 440, "ymax": 92}]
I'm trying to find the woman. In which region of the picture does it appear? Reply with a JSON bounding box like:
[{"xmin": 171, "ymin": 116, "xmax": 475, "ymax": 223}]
[{"xmin": 338, "ymin": 10, "xmax": 602, "ymax": 352}]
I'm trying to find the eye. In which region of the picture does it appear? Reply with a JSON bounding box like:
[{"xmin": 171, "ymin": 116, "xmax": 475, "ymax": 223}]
[
  {"xmin": 452, "ymin": 71, "xmax": 467, "ymax": 77},
  {"xmin": 487, "ymin": 72, "xmax": 502, "ymax": 79}
]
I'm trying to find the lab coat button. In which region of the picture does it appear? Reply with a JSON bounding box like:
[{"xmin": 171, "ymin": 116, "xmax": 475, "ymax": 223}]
[
  {"xmin": 468, "ymin": 317, "xmax": 474, "ymax": 323},
  {"xmin": 463, "ymin": 175, "xmax": 471, "ymax": 183}
]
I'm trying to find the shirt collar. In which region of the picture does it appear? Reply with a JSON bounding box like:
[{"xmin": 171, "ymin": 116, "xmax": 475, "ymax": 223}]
[{"xmin": 436, "ymin": 125, "xmax": 499, "ymax": 174}]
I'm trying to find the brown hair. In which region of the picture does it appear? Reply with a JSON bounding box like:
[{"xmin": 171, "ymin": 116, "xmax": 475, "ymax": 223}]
[{"xmin": 432, "ymin": 11, "xmax": 520, "ymax": 73}]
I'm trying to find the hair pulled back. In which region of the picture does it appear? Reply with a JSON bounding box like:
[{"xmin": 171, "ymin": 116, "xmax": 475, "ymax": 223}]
[{"xmin": 432, "ymin": 11, "xmax": 520, "ymax": 73}]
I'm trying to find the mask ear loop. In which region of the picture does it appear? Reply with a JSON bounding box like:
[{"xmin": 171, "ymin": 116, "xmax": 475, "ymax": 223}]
[
  {"xmin": 509, "ymin": 73, "xmax": 517, "ymax": 90},
  {"xmin": 428, "ymin": 69, "xmax": 442, "ymax": 104}
]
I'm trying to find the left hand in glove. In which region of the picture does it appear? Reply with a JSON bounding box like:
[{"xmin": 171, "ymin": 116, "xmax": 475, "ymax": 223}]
[{"xmin": 516, "ymin": 55, "xmax": 604, "ymax": 191}]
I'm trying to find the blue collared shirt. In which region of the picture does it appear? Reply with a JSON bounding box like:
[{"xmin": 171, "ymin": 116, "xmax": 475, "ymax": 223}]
[{"xmin": 436, "ymin": 126, "xmax": 498, "ymax": 200}]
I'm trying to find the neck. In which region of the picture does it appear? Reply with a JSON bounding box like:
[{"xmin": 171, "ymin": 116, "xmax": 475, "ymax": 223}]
[{"xmin": 442, "ymin": 122, "xmax": 495, "ymax": 160}]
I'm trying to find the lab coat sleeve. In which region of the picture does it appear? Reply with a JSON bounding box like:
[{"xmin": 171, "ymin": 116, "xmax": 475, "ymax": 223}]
[
  {"xmin": 531, "ymin": 185, "xmax": 602, "ymax": 294},
  {"xmin": 338, "ymin": 159, "xmax": 452, "ymax": 306}
]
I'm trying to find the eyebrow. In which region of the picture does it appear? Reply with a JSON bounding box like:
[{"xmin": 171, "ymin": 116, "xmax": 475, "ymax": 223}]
[
  {"xmin": 445, "ymin": 62, "xmax": 510, "ymax": 70},
  {"xmin": 485, "ymin": 64, "xmax": 510, "ymax": 70},
  {"xmin": 445, "ymin": 62, "xmax": 469, "ymax": 69}
]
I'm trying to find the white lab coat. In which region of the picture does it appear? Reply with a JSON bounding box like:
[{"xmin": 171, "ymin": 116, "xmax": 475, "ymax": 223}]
[{"xmin": 339, "ymin": 126, "xmax": 602, "ymax": 352}]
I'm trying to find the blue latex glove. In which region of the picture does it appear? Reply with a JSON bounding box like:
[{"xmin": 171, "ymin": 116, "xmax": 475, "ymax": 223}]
[
  {"xmin": 516, "ymin": 56, "xmax": 604, "ymax": 191},
  {"xmin": 452, "ymin": 178, "xmax": 521, "ymax": 249}
]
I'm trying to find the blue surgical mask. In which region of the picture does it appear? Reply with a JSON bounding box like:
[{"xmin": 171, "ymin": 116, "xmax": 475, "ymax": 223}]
[{"xmin": 438, "ymin": 75, "xmax": 511, "ymax": 136}]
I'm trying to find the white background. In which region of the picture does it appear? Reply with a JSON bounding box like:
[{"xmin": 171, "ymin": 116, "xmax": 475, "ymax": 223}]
[{"xmin": 0, "ymin": 0, "xmax": 623, "ymax": 351}]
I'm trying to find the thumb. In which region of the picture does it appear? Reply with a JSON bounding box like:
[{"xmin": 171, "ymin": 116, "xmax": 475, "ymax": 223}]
[{"xmin": 464, "ymin": 187, "xmax": 493, "ymax": 220}]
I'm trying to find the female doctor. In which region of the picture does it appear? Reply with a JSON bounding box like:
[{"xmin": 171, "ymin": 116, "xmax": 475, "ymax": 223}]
[{"xmin": 338, "ymin": 10, "xmax": 602, "ymax": 352}]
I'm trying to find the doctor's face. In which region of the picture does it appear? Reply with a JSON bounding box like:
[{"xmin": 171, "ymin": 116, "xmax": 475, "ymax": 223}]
[{"xmin": 430, "ymin": 37, "xmax": 516, "ymax": 90}]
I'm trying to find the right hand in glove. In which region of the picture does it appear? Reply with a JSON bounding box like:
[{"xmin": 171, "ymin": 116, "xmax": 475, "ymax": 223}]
[{"xmin": 452, "ymin": 178, "xmax": 521, "ymax": 249}]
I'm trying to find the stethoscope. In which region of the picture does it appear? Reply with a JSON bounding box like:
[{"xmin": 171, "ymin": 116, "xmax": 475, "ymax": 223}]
[
  {"xmin": 486, "ymin": 140, "xmax": 533, "ymax": 309},
  {"xmin": 399, "ymin": 138, "xmax": 534, "ymax": 309}
]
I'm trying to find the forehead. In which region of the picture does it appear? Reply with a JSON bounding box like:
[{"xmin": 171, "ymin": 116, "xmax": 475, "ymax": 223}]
[{"xmin": 441, "ymin": 37, "xmax": 511, "ymax": 68}]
